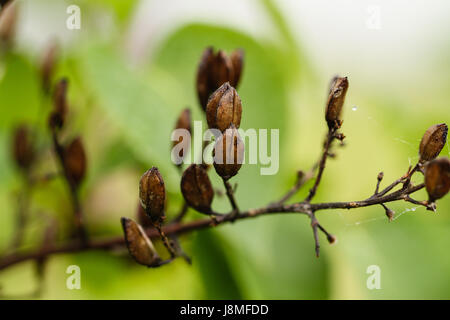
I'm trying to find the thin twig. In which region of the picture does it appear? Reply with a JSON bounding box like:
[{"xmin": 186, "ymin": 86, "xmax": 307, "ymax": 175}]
[
  {"xmin": 305, "ymin": 129, "xmax": 337, "ymax": 202},
  {"xmin": 0, "ymin": 180, "xmax": 426, "ymax": 271},
  {"xmin": 272, "ymin": 165, "xmax": 318, "ymax": 206},
  {"xmin": 222, "ymin": 178, "xmax": 239, "ymax": 220}
]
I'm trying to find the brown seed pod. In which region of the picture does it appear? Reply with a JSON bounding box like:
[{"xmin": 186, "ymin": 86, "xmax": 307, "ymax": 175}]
[
  {"xmin": 121, "ymin": 217, "xmax": 161, "ymax": 267},
  {"xmin": 206, "ymin": 82, "xmax": 242, "ymax": 132},
  {"xmin": 230, "ymin": 49, "xmax": 244, "ymax": 88},
  {"xmin": 325, "ymin": 76, "xmax": 348, "ymax": 130},
  {"xmin": 139, "ymin": 167, "xmax": 166, "ymax": 223},
  {"xmin": 424, "ymin": 157, "xmax": 450, "ymax": 202},
  {"xmin": 0, "ymin": 1, "xmax": 17, "ymax": 45},
  {"xmin": 196, "ymin": 47, "xmax": 244, "ymax": 111},
  {"xmin": 419, "ymin": 123, "xmax": 448, "ymax": 163},
  {"xmin": 40, "ymin": 42, "xmax": 58, "ymax": 94},
  {"xmin": 63, "ymin": 137, "xmax": 87, "ymax": 187},
  {"xmin": 180, "ymin": 164, "xmax": 214, "ymax": 214},
  {"xmin": 196, "ymin": 47, "xmax": 215, "ymax": 111},
  {"xmin": 213, "ymin": 125, "xmax": 245, "ymax": 180},
  {"xmin": 137, "ymin": 201, "xmax": 152, "ymax": 229},
  {"xmin": 12, "ymin": 125, "xmax": 35, "ymax": 170},
  {"xmin": 49, "ymin": 79, "xmax": 69, "ymax": 129},
  {"xmin": 172, "ymin": 108, "xmax": 191, "ymax": 163}
]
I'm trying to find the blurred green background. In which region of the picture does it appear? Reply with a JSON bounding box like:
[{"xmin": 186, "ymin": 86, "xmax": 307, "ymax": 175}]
[{"xmin": 0, "ymin": 0, "xmax": 449, "ymax": 299}]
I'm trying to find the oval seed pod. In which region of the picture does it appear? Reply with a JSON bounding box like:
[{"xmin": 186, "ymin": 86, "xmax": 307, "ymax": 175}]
[
  {"xmin": 424, "ymin": 157, "xmax": 450, "ymax": 202},
  {"xmin": 196, "ymin": 47, "xmax": 215, "ymax": 111},
  {"xmin": 230, "ymin": 49, "xmax": 244, "ymax": 88},
  {"xmin": 172, "ymin": 108, "xmax": 191, "ymax": 164},
  {"xmin": 181, "ymin": 164, "xmax": 214, "ymax": 214},
  {"xmin": 139, "ymin": 167, "xmax": 165, "ymax": 223},
  {"xmin": 213, "ymin": 124, "xmax": 245, "ymax": 180},
  {"xmin": 211, "ymin": 50, "xmax": 234, "ymax": 90},
  {"xmin": 49, "ymin": 78, "xmax": 69, "ymax": 129},
  {"xmin": 196, "ymin": 47, "xmax": 245, "ymax": 111},
  {"xmin": 0, "ymin": 1, "xmax": 17, "ymax": 45},
  {"xmin": 419, "ymin": 123, "xmax": 448, "ymax": 163},
  {"xmin": 63, "ymin": 137, "xmax": 87, "ymax": 187},
  {"xmin": 121, "ymin": 217, "xmax": 161, "ymax": 267},
  {"xmin": 12, "ymin": 125, "xmax": 35, "ymax": 170},
  {"xmin": 40, "ymin": 42, "xmax": 58, "ymax": 94},
  {"xmin": 325, "ymin": 76, "xmax": 348, "ymax": 130},
  {"xmin": 206, "ymin": 82, "xmax": 242, "ymax": 132},
  {"xmin": 137, "ymin": 201, "xmax": 152, "ymax": 229}
]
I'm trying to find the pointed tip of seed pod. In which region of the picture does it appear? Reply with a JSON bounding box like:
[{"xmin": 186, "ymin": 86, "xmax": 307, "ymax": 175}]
[
  {"xmin": 419, "ymin": 123, "xmax": 448, "ymax": 163},
  {"xmin": 424, "ymin": 157, "xmax": 450, "ymax": 202}
]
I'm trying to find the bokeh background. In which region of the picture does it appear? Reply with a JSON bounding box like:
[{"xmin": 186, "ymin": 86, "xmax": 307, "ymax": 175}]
[{"xmin": 0, "ymin": 0, "xmax": 449, "ymax": 299}]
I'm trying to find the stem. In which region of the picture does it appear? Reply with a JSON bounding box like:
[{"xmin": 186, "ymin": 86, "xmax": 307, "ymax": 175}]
[
  {"xmin": 0, "ymin": 181, "xmax": 426, "ymax": 271},
  {"xmin": 222, "ymin": 178, "xmax": 239, "ymax": 220},
  {"xmin": 306, "ymin": 130, "xmax": 336, "ymax": 202}
]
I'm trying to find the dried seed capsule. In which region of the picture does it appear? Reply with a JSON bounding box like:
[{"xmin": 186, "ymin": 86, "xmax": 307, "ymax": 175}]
[
  {"xmin": 137, "ymin": 201, "xmax": 152, "ymax": 229},
  {"xmin": 419, "ymin": 123, "xmax": 447, "ymax": 163},
  {"xmin": 424, "ymin": 157, "xmax": 450, "ymax": 202},
  {"xmin": 49, "ymin": 79, "xmax": 69, "ymax": 129},
  {"xmin": 196, "ymin": 47, "xmax": 214, "ymax": 111},
  {"xmin": 180, "ymin": 164, "xmax": 214, "ymax": 214},
  {"xmin": 172, "ymin": 108, "xmax": 191, "ymax": 164},
  {"xmin": 196, "ymin": 47, "xmax": 244, "ymax": 111},
  {"xmin": 139, "ymin": 167, "xmax": 165, "ymax": 223},
  {"xmin": 40, "ymin": 42, "xmax": 58, "ymax": 94},
  {"xmin": 325, "ymin": 76, "xmax": 348, "ymax": 130},
  {"xmin": 211, "ymin": 50, "xmax": 234, "ymax": 91},
  {"xmin": 213, "ymin": 125, "xmax": 245, "ymax": 180},
  {"xmin": 63, "ymin": 137, "xmax": 87, "ymax": 187},
  {"xmin": 230, "ymin": 49, "xmax": 244, "ymax": 88},
  {"xmin": 206, "ymin": 82, "xmax": 242, "ymax": 132},
  {"xmin": 12, "ymin": 125, "xmax": 35, "ymax": 170},
  {"xmin": 0, "ymin": 1, "xmax": 17, "ymax": 45},
  {"xmin": 121, "ymin": 217, "xmax": 161, "ymax": 267}
]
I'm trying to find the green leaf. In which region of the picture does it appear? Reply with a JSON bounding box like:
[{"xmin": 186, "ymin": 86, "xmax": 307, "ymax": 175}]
[
  {"xmin": 193, "ymin": 230, "xmax": 243, "ymax": 299},
  {"xmin": 0, "ymin": 53, "xmax": 41, "ymax": 128}
]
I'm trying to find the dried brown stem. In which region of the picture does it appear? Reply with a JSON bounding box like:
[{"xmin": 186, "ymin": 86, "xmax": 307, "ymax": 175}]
[
  {"xmin": 305, "ymin": 129, "xmax": 337, "ymax": 202},
  {"xmin": 222, "ymin": 178, "xmax": 239, "ymax": 220},
  {"xmin": 0, "ymin": 177, "xmax": 426, "ymax": 271}
]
